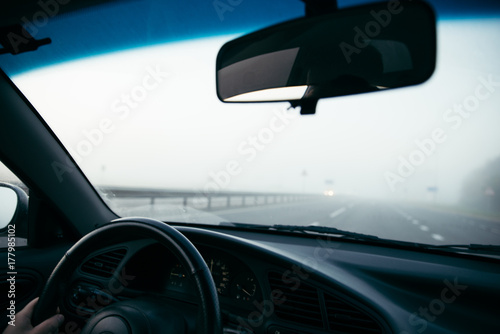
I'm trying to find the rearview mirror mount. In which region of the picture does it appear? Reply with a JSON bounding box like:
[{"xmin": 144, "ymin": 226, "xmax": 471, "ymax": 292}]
[{"xmin": 216, "ymin": 1, "xmax": 436, "ymax": 114}]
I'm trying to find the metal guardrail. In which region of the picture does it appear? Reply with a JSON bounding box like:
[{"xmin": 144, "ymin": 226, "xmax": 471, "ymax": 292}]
[{"xmin": 100, "ymin": 187, "xmax": 316, "ymax": 211}]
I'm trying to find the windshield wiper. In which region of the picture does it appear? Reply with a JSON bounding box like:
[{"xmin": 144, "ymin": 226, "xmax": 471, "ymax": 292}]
[
  {"xmin": 220, "ymin": 222, "xmax": 382, "ymax": 242},
  {"xmin": 217, "ymin": 222, "xmax": 500, "ymax": 257},
  {"xmin": 427, "ymin": 244, "xmax": 500, "ymax": 255},
  {"xmin": 272, "ymin": 224, "xmax": 382, "ymax": 241}
]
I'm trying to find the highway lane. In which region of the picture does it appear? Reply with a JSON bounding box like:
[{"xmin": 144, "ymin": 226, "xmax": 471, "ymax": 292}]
[{"xmin": 214, "ymin": 196, "xmax": 500, "ymax": 246}]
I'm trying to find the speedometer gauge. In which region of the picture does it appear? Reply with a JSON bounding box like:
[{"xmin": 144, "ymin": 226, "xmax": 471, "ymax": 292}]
[{"xmin": 208, "ymin": 258, "xmax": 231, "ymax": 295}]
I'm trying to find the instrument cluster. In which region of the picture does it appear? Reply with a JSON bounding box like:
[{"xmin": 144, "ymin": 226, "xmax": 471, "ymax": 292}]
[{"xmin": 165, "ymin": 246, "xmax": 261, "ymax": 304}]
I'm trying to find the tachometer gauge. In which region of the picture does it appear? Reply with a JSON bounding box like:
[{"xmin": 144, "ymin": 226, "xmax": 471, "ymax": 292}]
[
  {"xmin": 232, "ymin": 273, "xmax": 257, "ymax": 302},
  {"xmin": 208, "ymin": 258, "xmax": 231, "ymax": 295}
]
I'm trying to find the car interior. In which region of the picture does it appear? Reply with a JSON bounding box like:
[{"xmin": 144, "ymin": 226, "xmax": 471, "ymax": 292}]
[{"xmin": 1, "ymin": 0, "xmax": 499, "ymax": 333}]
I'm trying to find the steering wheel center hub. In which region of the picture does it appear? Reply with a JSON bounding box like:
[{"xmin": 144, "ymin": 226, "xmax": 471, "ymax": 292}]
[{"xmin": 88, "ymin": 315, "xmax": 131, "ymax": 334}]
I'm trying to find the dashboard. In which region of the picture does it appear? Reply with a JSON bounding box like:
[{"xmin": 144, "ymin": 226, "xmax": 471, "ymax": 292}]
[{"xmin": 63, "ymin": 225, "xmax": 500, "ymax": 334}]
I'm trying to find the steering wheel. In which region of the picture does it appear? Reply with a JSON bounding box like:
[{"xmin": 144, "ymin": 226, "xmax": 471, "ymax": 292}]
[{"xmin": 31, "ymin": 217, "xmax": 222, "ymax": 334}]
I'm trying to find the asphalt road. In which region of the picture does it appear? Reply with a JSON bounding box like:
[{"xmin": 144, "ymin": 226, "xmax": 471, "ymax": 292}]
[
  {"xmin": 213, "ymin": 196, "xmax": 500, "ymax": 246},
  {"xmin": 3, "ymin": 196, "xmax": 499, "ymax": 248}
]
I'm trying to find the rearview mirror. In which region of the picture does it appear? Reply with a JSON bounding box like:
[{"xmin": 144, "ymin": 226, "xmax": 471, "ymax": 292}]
[{"xmin": 216, "ymin": 1, "xmax": 436, "ymax": 114}]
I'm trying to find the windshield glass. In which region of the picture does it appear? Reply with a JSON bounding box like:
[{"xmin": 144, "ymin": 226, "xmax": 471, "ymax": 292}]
[{"xmin": 1, "ymin": 0, "xmax": 499, "ymax": 246}]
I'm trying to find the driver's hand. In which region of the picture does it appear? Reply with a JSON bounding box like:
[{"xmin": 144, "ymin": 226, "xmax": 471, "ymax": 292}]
[{"xmin": 2, "ymin": 298, "xmax": 64, "ymax": 334}]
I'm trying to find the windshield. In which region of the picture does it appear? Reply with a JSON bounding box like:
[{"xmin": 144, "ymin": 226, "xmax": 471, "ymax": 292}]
[{"xmin": 1, "ymin": 0, "xmax": 499, "ymax": 246}]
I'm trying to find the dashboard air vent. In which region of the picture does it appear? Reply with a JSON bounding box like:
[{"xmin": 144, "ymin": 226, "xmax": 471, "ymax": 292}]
[
  {"xmin": 325, "ymin": 293, "xmax": 383, "ymax": 333},
  {"xmin": 268, "ymin": 271, "xmax": 323, "ymax": 328},
  {"xmin": 81, "ymin": 248, "xmax": 127, "ymax": 278}
]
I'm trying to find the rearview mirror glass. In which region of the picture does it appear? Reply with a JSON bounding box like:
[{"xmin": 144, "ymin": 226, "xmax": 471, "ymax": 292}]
[{"xmin": 216, "ymin": 1, "xmax": 436, "ymax": 106}]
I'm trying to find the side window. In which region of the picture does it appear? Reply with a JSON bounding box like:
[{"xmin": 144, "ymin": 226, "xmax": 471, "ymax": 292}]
[{"xmin": 0, "ymin": 162, "xmax": 28, "ymax": 248}]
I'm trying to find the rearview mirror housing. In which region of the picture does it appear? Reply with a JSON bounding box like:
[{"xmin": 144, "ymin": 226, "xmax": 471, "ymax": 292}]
[{"xmin": 216, "ymin": 1, "xmax": 436, "ymax": 114}]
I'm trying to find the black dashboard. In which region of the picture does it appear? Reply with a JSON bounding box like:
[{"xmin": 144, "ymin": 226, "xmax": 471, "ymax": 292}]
[{"xmin": 63, "ymin": 225, "xmax": 500, "ymax": 334}]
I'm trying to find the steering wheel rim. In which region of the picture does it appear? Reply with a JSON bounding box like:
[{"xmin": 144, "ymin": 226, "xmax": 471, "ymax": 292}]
[{"xmin": 32, "ymin": 217, "xmax": 222, "ymax": 334}]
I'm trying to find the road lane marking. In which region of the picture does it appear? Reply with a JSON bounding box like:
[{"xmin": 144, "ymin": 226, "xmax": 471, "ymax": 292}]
[
  {"xmin": 309, "ymin": 222, "xmax": 320, "ymax": 226},
  {"xmin": 431, "ymin": 233, "xmax": 444, "ymax": 241},
  {"xmin": 392, "ymin": 207, "xmax": 449, "ymax": 242},
  {"xmin": 329, "ymin": 207, "xmax": 346, "ymax": 219}
]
